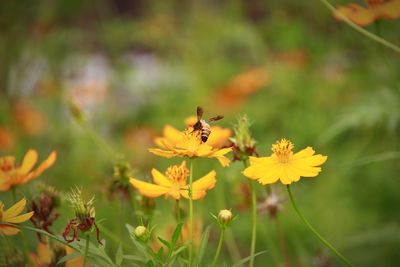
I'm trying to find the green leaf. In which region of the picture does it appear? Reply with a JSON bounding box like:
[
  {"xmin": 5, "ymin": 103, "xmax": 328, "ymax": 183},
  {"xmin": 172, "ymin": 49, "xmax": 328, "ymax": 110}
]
[
  {"xmin": 158, "ymin": 237, "xmax": 171, "ymax": 250},
  {"xmin": 115, "ymin": 244, "xmax": 123, "ymax": 266},
  {"xmin": 194, "ymin": 225, "xmax": 211, "ymax": 267},
  {"xmin": 172, "ymin": 223, "xmax": 183, "ymax": 245},
  {"xmin": 57, "ymin": 252, "xmax": 81, "ymax": 265},
  {"xmin": 232, "ymin": 251, "xmax": 267, "ymax": 267}
]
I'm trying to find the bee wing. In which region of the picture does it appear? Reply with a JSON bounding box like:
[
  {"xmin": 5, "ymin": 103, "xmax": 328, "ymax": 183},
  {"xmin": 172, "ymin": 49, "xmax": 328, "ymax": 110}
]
[
  {"xmin": 196, "ymin": 106, "xmax": 204, "ymax": 120},
  {"xmin": 207, "ymin": 115, "xmax": 224, "ymax": 123}
]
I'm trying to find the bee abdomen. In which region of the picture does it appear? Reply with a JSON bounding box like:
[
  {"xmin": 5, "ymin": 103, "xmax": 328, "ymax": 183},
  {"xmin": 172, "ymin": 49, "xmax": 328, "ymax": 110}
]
[{"xmin": 201, "ymin": 127, "xmax": 211, "ymax": 142}]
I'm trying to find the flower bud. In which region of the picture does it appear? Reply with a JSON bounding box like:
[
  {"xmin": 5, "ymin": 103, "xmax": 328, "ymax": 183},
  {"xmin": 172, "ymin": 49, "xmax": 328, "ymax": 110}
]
[
  {"xmin": 134, "ymin": 225, "xmax": 150, "ymax": 242},
  {"xmin": 218, "ymin": 209, "xmax": 233, "ymax": 225},
  {"xmin": 67, "ymin": 187, "xmax": 95, "ymax": 224},
  {"xmin": 230, "ymin": 114, "xmax": 258, "ymax": 161}
]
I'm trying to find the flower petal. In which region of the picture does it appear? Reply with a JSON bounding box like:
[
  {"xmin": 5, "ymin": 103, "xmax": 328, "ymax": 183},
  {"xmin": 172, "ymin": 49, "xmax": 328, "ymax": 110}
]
[
  {"xmin": 148, "ymin": 148, "xmax": 177, "ymax": 158},
  {"xmin": 24, "ymin": 151, "xmax": 57, "ymax": 183},
  {"xmin": 5, "ymin": 211, "xmax": 33, "ymax": 223},
  {"xmin": 3, "ymin": 198, "xmax": 27, "ymax": 219},
  {"xmin": 130, "ymin": 177, "xmax": 169, "ymax": 198},
  {"xmin": 180, "ymin": 188, "xmax": 207, "ymax": 200},
  {"xmin": 243, "ymin": 156, "xmax": 279, "ymax": 179},
  {"xmin": 18, "ymin": 149, "xmax": 38, "ymax": 174},
  {"xmin": 256, "ymin": 164, "xmax": 283, "ymax": 185},
  {"xmin": 151, "ymin": 169, "xmax": 172, "ymax": 187},
  {"xmin": 279, "ymin": 164, "xmax": 300, "ymax": 185},
  {"xmin": 192, "ymin": 171, "xmax": 216, "ymax": 192},
  {"xmin": 0, "ymin": 225, "xmax": 20, "ymax": 235}
]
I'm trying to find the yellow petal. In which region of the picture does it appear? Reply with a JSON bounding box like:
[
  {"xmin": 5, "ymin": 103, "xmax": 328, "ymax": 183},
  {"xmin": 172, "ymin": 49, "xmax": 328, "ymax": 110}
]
[
  {"xmin": 5, "ymin": 211, "xmax": 33, "ymax": 223},
  {"xmin": 192, "ymin": 171, "xmax": 216, "ymax": 192},
  {"xmin": 163, "ymin": 125, "xmax": 184, "ymax": 144},
  {"xmin": 24, "ymin": 151, "xmax": 57, "ymax": 183},
  {"xmin": 279, "ymin": 165, "xmax": 300, "ymax": 185},
  {"xmin": 256, "ymin": 164, "xmax": 283, "ymax": 185},
  {"xmin": 148, "ymin": 148, "xmax": 177, "ymax": 158},
  {"xmin": 130, "ymin": 177, "xmax": 169, "ymax": 198},
  {"xmin": 151, "ymin": 169, "xmax": 172, "ymax": 187},
  {"xmin": 3, "ymin": 198, "xmax": 27, "ymax": 219},
  {"xmin": 206, "ymin": 127, "xmax": 232, "ymax": 148},
  {"xmin": 243, "ymin": 156, "xmax": 279, "ymax": 179},
  {"xmin": 0, "ymin": 225, "xmax": 20, "ymax": 235},
  {"xmin": 19, "ymin": 149, "xmax": 38, "ymax": 174},
  {"xmin": 180, "ymin": 188, "xmax": 207, "ymax": 200}
]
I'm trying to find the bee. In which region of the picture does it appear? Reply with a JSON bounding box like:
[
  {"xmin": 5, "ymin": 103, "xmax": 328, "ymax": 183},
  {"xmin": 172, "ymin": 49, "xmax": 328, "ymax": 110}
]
[{"xmin": 192, "ymin": 106, "xmax": 224, "ymax": 143}]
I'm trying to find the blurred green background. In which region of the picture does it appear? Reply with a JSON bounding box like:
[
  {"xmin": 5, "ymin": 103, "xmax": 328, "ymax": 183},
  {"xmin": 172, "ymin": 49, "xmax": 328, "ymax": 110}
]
[{"xmin": 1, "ymin": 0, "xmax": 400, "ymax": 266}]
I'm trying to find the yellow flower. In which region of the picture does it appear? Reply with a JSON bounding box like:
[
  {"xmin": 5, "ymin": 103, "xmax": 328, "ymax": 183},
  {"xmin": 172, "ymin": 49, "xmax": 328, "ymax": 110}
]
[
  {"xmin": 150, "ymin": 126, "xmax": 232, "ymax": 167},
  {"xmin": 243, "ymin": 139, "xmax": 327, "ymax": 185},
  {"xmin": 0, "ymin": 198, "xmax": 34, "ymax": 235},
  {"xmin": 130, "ymin": 161, "xmax": 216, "ymax": 200},
  {"xmin": 333, "ymin": 0, "xmax": 400, "ymax": 26},
  {"xmin": 0, "ymin": 149, "xmax": 57, "ymax": 191}
]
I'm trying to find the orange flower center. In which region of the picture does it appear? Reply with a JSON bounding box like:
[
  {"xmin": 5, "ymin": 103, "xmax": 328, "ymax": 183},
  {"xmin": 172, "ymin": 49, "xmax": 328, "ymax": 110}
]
[
  {"xmin": 271, "ymin": 138, "xmax": 294, "ymax": 163},
  {"xmin": 165, "ymin": 163, "xmax": 189, "ymax": 186},
  {"xmin": 0, "ymin": 157, "xmax": 15, "ymax": 172}
]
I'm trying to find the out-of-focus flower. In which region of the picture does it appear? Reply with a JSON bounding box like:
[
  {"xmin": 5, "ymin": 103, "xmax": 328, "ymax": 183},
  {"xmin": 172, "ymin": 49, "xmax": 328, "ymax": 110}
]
[
  {"xmin": 108, "ymin": 161, "xmax": 134, "ymax": 201},
  {"xmin": 29, "ymin": 184, "xmax": 60, "ymax": 243},
  {"xmin": 13, "ymin": 102, "xmax": 47, "ymax": 136},
  {"xmin": 0, "ymin": 127, "xmax": 14, "ymax": 150},
  {"xmin": 130, "ymin": 161, "xmax": 216, "ymax": 200},
  {"xmin": 272, "ymin": 49, "xmax": 309, "ymax": 69},
  {"xmin": 150, "ymin": 127, "xmax": 232, "ymax": 167},
  {"xmin": 123, "ymin": 126, "xmax": 157, "ymax": 169},
  {"xmin": 181, "ymin": 220, "xmax": 202, "ymax": 246},
  {"xmin": 230, "ymin": 114, "xmax": 258, "ymax": 162},
  {"xmin": 333, "ymin": 0, "xmax": 400, "ymax": 26},
  {"xmin": 63, "ymin": 188, "xmax": 102, "ymax": 245},
  {"xmin": 0, "ymin": 198, "xmax": 33, "ymax": 236},
  {"xmin": 214, "ymin": 68, "xmax": 270, "ymax": 107},
  {"xmin": 243, "ymin": 139, "xmax": 327, "ymax": 185},
  {"xmin": 29, "ymin": 243, "xmax": 65, "ymax": 267},
  {"xmin": 184, "ymin": 117, "xmax": 232, "ymax": 149},
  {"xmin": 258, "ymin": 189, "xmax": 285, "ymax": 218},
  {"xmin": 0, "ymin": 149, "xmax": 57, "ymax": 191}
]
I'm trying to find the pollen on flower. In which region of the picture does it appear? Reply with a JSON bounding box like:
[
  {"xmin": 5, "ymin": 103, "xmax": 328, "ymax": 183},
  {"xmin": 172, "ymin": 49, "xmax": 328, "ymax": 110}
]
[
  {"xmin": 165, "ymin": 162, "xmax": 189, "ymax": 185},
  {"xmin": 272, "ymin": 138, "xmax": 294, "ymax": 163}
]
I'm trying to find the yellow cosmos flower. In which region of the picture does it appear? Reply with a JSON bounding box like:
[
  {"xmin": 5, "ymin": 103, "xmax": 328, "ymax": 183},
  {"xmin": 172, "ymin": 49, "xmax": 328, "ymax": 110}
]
[
  {"xmin": 150, "ymin": 126, "xmax": 232, "ymax": 167},
  {"xmin": 0, "ymin": 149, "xmax": 57, "ymax": 191},
  {"xmin": 334, "ymin": 0, "xmax": 400, "ymax": 26},
  {"xmin": 243, "ymin": 139, "xmax": 327, "ymax": 185},
  {"xmin": 0, "ymin": 198, "xmax": 34, "ymax": 235},
  {"xmin": 130, "ymin": 161, "xmax": 216, "ymax": 200}
]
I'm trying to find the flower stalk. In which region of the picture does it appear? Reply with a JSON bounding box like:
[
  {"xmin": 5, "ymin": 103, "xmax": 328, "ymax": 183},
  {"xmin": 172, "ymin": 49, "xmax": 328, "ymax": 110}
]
[
  {"xmin": 188, "ymin": 159, "xmax": 194, "ymax": 267},
  {"xmin": 286, "ymin": 185, "xmax": 354, "ymax": 267},
  {"xmin": 82, "ymin": 234, "xmax": 90, "ymax": 267},
  {"xmin": 211, "ymin": 229, "xmax": 225, "ymax": 267}
]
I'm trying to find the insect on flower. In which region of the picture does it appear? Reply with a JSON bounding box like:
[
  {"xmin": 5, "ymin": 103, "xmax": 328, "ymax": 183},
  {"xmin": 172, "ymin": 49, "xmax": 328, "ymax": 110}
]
[{"xmin": 192, "ymin": 106, "xmax": 224, "ymax": 143}]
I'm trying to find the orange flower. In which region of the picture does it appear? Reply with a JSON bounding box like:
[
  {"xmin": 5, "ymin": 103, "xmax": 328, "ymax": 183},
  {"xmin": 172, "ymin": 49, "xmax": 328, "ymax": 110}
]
[
  {"xmin": 13, "ymin": 102, "xmax": 47, "ymax": 136},
  {"xmin": 150, "ymin": 127, "xmax": 232, "ymax": 167},
  {"xmin": 214, "ymin": 68, "xmax": 270, "ymax": 107},
  {"xmin": 0, "ymin": 127, "xmax": 14, "ymax": 150},
  {"xmin": 334, "ymin": 0, "xmax": 400, "ymax": 26},
  {"xmin": 130, "ymin": 161, "xmax": 216, "ymax": 200},
  {"xmin": 0, "ymin": 198, "xmax": 33, "ymax": 236},
  {"xmin": 0, "ymin": 149, "xmax": 57, "ymax": 191},
  {"xmin": 30, "ymin": 243, "xmax": 89, "ymax": 267}
]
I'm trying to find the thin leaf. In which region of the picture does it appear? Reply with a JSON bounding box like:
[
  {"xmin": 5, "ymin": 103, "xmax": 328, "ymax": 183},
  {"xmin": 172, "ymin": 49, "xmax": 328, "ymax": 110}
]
[
  {"xmin": 172, "ymin": 223, "xmax": 183, "ymax": 245},
  {"xmin": 232, "ymin": 251, "xmax": 267, "ymax": 267},
  {"xmin": 57, "ymin": 252, "xmax": 81, "ymax": 265},
  {"xmin": 194, "ymin": 225, "xmax": 211, "ymax": 267},
  {"xmin": 115, "ymin": 244, "xmax": 123, "ymax": 266}
]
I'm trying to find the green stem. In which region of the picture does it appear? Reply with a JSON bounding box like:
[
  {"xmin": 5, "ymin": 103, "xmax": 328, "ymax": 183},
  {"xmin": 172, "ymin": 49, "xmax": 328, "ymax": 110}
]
[
  {"xmin": 243, "ymin": 159, "xmax": 257, "ymax": 267},
  {"xmin": 211, "ymin": 229, "xmax": 225, "ymax": 267},
  {"xmin": 318, "ymin": 0, "xmax": 400, "ymax": 54},
  {"xmin": 176, "ymin": 199, "xmax": 181, "ymax": 223},
  {"xmin": 188, "ymin": 159, "xmax": 194, "ymax": 267},
  {"xmin": 82, "ymin": 235, "xmax": 90, "ymax": 267},
  {"xmin": 286, "ymin": 185, "xmax": 354, "ymax": 267},
  {"xmin": 249, "ymin": 180, "xmax": 257, "ymax": 267},
  {"xmin": 11, "ymin": 187, "xmax": 16, "ymax": 202}
]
